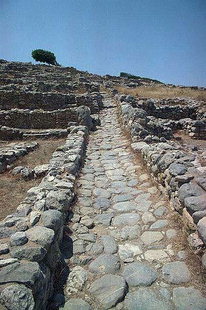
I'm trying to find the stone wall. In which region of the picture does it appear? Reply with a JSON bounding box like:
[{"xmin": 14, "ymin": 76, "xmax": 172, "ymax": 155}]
[
  {"xmin": 0, "ymin": 126, "xmax": 89, "ymax": 310},
  {"xmin": 0, "ymin": 91, "xmax": 103, "ymax": 113},
  {"xmin": 0, "ymin": 142, "xmax": 38, "ymax": 173},
  {"xmin": 117, "ymin": 95, "xmax": 206, "ymax": 267},
  {"xmin": 0, "ymin": 108, "xmax": 78, "ymax": 129}
]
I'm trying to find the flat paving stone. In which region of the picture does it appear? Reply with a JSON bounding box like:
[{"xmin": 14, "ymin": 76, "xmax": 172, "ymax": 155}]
[
  {"xmin": 120, "ymin": 225, "xmax": 141, "ymax": 240},
  {"xmin": 124, "ymin": 287, "xmax": 173, "ymax": 310},
  {"xmin": 94, "ymin": 213, "xmax": 113, "ymax": 226},
  {"xmin": 172, "ymin": 287, "xmax": 206, "ymax": 310},
  {"xmin": 122, "ymin": 262, "xmax": 158, "ymax": 286},
  {"xmin": 89, "ymin": 254, "xmax": 120, "ymax": 274},
  {"xmin": 162, "ymin": 261, "xmax": 191, "ymax": 284},
  {"xmin": 94, "ymin": 198, "xmax": 111, "ymax": 211},
  {"xmin": 93, "ymin": 188, "xmax": 111, "ymax": 199},
  {"xmin": 150, "ymin": 220, "xmax": 169, "ymax": 230},
  {"xmin": 112, "ymin": 201, "xmax": 138, "ymax": 212},
  {"xmin": 154, "ymin": 206, "xmax": 167, "ymax": 217},
  {"xmin": 112, "ymin": 213, "xmax": 140, "ymax": 226},
  {"xmin": 89, "ymin": 274, "xmax": 127, "ymax": 309},
  {"xmin": 101, "ymin": 235, "xmax": 118, "ymax": 254},
  {"xmin": 113, "ymin": 194, "xmax": 134, "ymax": 203},
  {"xmin": 61, "ymin": 299, "xmax": 91, "ymax": 310},
  {"xmin": 141, "ymin": 231, "xmax": 164, "ymax": 245},
  {"xmin": 144, "ymin": 249, "xmax": 169, "ymax": 262},
  {"xmin": 119, "ymin": 243, "xmax": 142, "ymax": 262}
]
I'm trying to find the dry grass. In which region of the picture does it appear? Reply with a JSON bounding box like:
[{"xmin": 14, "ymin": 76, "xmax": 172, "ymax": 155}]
[
  {"xmin": 115, "ymin": 85, "xmax": 206, "ymax": 102},
  {"xmin": 0, "ymin": 138, "xmax": 65, "ymax": 220},
  {"xmin": 13, "ymin": 138, "xmax": 65, "ymax": 168}
]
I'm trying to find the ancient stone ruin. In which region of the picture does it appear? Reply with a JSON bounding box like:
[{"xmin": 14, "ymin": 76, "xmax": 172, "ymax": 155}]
[{"xmin": 0, "ymin": 60, "xmax": 205, "ymax": 310}]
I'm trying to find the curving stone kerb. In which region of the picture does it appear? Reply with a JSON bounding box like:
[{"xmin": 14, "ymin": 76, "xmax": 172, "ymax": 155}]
[
  {"xmin": 117, "ymin": 95, "xmax": 206, "ymax": 268},
  {"xmin": 0, "ymin": 125, "xmax": 89, "ymax": 310}
]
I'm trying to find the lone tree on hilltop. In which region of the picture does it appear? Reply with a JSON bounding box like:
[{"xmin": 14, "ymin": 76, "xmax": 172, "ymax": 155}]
[{"xmin": 32, "ymin": 49, "xmax": 59, "ymax": 65}]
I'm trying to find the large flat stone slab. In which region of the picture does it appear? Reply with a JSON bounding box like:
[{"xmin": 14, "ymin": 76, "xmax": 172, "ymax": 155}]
[
  {"xmin": 173, "ymin": 287, "xmax": 206, "ymax": 310},
  {"xmin": 141, "ymin": 231, "xmax": 164, "ymax": 245},
  {"xmin": 122, "ymin": 262, "xmax": 158, "ymax": 286},
  {"xmin": 162, "ymin": 261, "xmax": 191, "ymax": 284},
  {"xmin": 124, "ymin": 287, "xmax": 173, "ymax": 310},
  {"xmin": 112, "ymin": 213, "xmax": 140, "ymax": 226},
  {"xmin": 89, "ymin": 254, "xmax": 120, "ymax": 274},
  {"xmin": 89, "ymin": 274, "xmax": 127, "ymax": 309}
]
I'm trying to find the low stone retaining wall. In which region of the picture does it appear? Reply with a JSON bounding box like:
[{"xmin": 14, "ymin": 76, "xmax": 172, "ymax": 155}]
[
  {"xmin": 0, "ymin": 108, "xmax": 78, "ymax": 129},
  {"xmin": 116, "ymin": 95, "xmax": 173, "ymax": 141},
  {"xmin": 0, "ymin": 126, "xmax": 89, "ymax": 310},
  {"xmin": 117, "ymin": 96, "xmax": 206, "ymax": 268},
  {"xmin": 0, "ymin": 91, "xmax": 103, "ymax": 113},
  {"xmin": 0, "ymin": 142, "xmax": 38, "ymax": 173}
]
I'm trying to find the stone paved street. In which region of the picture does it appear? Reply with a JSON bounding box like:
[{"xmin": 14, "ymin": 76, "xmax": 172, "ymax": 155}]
[{"xmin": 62, "ymin": 95, "xmax": 206, "ymax": 310}]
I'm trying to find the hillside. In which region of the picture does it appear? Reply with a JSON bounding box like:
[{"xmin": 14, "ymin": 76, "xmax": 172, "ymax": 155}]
[{"xmin": 0, "ymin": 60, "xmax": 206, "ymax": 310}]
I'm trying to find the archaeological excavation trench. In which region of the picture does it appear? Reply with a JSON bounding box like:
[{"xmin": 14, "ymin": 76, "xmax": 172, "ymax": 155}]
[{"xmin": 0, "ymin": 60, "xmax": 206, "ymax": 310}]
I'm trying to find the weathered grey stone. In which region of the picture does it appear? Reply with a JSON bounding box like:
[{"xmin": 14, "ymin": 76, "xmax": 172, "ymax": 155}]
[
  {"xmin": 120, "ymin": 242, "xmax": 142, "ymax": 262},
  {"xmin": 197, "ymin": 217, "xmax": 206, "ymax": 244},
  {"xmin": 141, "ymin": 231, "xmax": 163, "ymax": 245},
  {"xmin": 10, "ymin": 232, "xmax": 28, "ymax": 246},
  {"xmin": 73, "ymin": 239, "xmax": 85, "ymax": 255},
  {"xmin": 0, "ymin": 243, "xmax": 9, "ymax": 254},
  {"xmin": 66, "ymin": 266, "xmax": 88, "ymax": 296},
  {"xmin": 192, "ymin": 210, "xmax": 206, "ymax": 224},
  {"xmin": 184, "ymin": 195, "xmax": 206, "ymax": 214},
  {"xmin": 101, "ymin": 235, "xmax": 118, "ymax": 254},
  {"xmin": 150, "ymin": 220, "xmax": 168, "ymax": 230},
  {"xmin": 113, "ymin": 194, "xmax": 134, "ymax": 203},
  {"xmin": 154, "ymin": 206, "xmax": 167, "ymax": 217},
  {"xmin": 120, "ymin": 225, "xmax": 141, "ymax": 240},
  {"xmin": 78, "ymin": 233, "xmax": 96, "ymax": 243},
  {"xmin": 142, "ymin": 212, "xmax": 156, "ymax": 224},
  {"xmin": 29, "ymin": 211, "xmax": 41, "ymax": 226},
  {"xmin": 122, "ymin": 262, "xmax": 157, "ymax": 287},
  {"xmin": 178, "ymin": 182, "xmax": 205, "ymax": 203},
  {"xmin": 93, "ymin": 188, "xmax": 111, "ymax": 199},
  {"xmin": 113, "ymin": 201, "xmax": 138, "ymax": 212},
  {"xmin": 86, "ymin": 242, "xmax": 104, "ymax": 255},
  {"xmin": 94, "ymin": 198, "xmax": 110, "ymax": 210},
  {"xmin": 89, "ymin": 254, "xmax": 120, "ymax": 274},
  {"xmin": 41, "ymin": 209, "xmax": 63, "ymax": 231},
  {"xmin": 0, "ymin": 284, "xmax": 35, "ymax": 310},
  {"xmin": 196, "ymin": 176, "xmax": 206, "ymax": 191},
  {"xmin": 10, "ymin": 245, "xmax": 47, "ymax": 262},
  {"xmin": 173, "ymin": 287, "xmax": 206, "ymax": 310},
  {"xmin": 168, "ymin": 163, "xmax": 187, "ymax": 176},
  {"xmin": 26, "ymin": 226, "xmax": 54, "ymax": 249},
  {"xmin": 0, "ymin": 258, "xmax": 18, "ymax": 267},
  {"xmin": 45, "ymin": 190, "xmax": 73, "ymax": 211},
  {"xmin": 89, "ymin": 274, "xmax": 126, "ymax": 309},
  {"xmin": 144, "ymin": 249, "xmax": 169, "ymax": 261},
  {"xmin": 162, "ymin": 261, "xmax": 191, "ymax": 284},
  {"xmin": 124, "ymin": 287, "xmax": 173, "ymax": 310},
  {"xmin": 94, "ymin": 213, "xmax": 113, "ymax": 226},
  {"xmin": 166, "ymin": 229, "xmax": 177, "ymax": 239},
  {"xmin": 0, "ymin": 261, "xmax": 42, "ymax": 285},
  {"xmin": 61, "ymin": 298, "xmax": 91, "ymax": 310},
  {"xmin": 113, "ymin": 213, "xmax": 140, "ymax": 226},
  {"xmin": 80, "ymin": 216, "xmax": 94, "ymax": 228}
]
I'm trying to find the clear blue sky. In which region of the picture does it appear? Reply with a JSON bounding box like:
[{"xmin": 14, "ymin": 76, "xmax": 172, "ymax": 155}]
[{"xmin": 0, "ymin": 0, "xmax": 206, "ymax": 86}]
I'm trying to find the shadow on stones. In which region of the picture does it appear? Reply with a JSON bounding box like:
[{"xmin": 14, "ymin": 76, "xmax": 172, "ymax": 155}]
[{"xmin": 47, "ymin": 223, "xmax": 74, "ymax": 310}]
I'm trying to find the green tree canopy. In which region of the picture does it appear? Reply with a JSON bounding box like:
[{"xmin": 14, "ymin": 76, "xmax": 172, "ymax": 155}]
[{"xmin": 32, "ymin": 49, "xmax": 59, "ymax": 65}]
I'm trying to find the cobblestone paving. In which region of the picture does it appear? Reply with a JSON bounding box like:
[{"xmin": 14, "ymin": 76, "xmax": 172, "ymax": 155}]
[{"xmin": 61, "ymin": 95, "xmax": 206, "ymax": 310}]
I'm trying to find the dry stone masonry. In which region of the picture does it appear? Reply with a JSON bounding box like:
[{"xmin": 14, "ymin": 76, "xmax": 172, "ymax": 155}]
[{"xmin": 0, "ymin": 60, "xmax": 205, "ymax": 309}]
